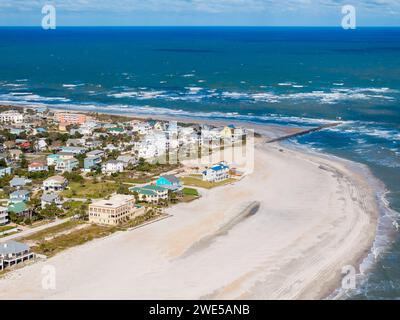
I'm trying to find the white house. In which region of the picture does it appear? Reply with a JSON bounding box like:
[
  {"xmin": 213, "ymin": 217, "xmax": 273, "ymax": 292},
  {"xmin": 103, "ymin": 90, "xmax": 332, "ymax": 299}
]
[
  {"xmin": 42, "ymin": 176, "xmax": 68, "ymax": 192},
  {"xmin": 35, "ymin": 138, "xmax": 48, "ymax": 151},
  {"xmin": 116, "ymin": 155, "xmax": 137, "ymax": 166},
  {"xmin": 136, "ymin": 143, "xmax": 157, "ymax": 159},
  {"xmin": 102, "ymin": 160, "xmax": 124, "ymax": 175},
  {"xmin": 202, "ymin": 162, "xmax": 230, "ymax": 182},
  {"xmin": 41, "ymin": 193, "xmax": 63, "ymax": 209},
  {"xmin": 28, "ymin": 162, "xmax": 48, "ymax": 172}
]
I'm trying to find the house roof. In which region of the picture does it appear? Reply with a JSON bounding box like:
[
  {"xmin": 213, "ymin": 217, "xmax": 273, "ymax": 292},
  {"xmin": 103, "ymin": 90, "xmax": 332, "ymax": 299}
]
[
  {"xmin": 10, "ymin": 177, "xmax": 28, "ymax": 186},
  {"xmin": 210, "ymin": 163, "xmax": 229, "ymax": 171},
  {"xmin": 106, "ymin": 160, "xmax": 123, "ymax": 165},
  {"xmin": 86, "ymin": 150, "xmax": 104, "ymax": 157},
  {"xmin": 116, "ymin": 155, "xmax": 135, "ymax": 163},
  {"xmin": 10, "ymin": 190, "xmax": 29, "ymax": 197},
  {"xmin": 129, "ymin": 187, "xmax": 157, "ymax": 196},
  {"xmin": 141, "ymin": 185, "xmax": 167, "ymax": 192},
  {"xmin": 45, "ymin": 175, "xmax": 67, "ymax": 183},
  {"xmin": 159, "ymin": 175, "xmax": 180, "ymax": 184},
  {"xmin": 29, "ymin": 162, "xmax": 46, "ymax": 167},
  {"xmin": 8, "ymin": 202, "xmax": 28, "ymax": 214},
  {"xmin": 0, "ymin": 240, "xmax": 29, "ymax": 255},
  {"xmin": 41, "ymin": 193, "xmax": 59, "ymax": 202}
]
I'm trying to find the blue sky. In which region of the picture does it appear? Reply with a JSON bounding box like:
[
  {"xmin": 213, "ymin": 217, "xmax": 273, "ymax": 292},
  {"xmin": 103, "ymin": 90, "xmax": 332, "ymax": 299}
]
[{"xmin": 0, "ymin": 0, "xmax": 399, "ymax": 26}]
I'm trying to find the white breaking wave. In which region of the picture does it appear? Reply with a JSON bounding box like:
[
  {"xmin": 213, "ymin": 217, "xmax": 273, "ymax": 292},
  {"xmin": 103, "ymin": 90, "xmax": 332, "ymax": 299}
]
[{"xmin": 104, "ymin": 86, "xmax": 398, "ymax": 104}]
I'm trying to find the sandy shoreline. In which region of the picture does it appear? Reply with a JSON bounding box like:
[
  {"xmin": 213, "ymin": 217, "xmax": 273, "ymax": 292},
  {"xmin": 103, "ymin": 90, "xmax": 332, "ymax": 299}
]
[{"xmin": 0, "ymin": 138, "xmax": 378, "ymax": 299}]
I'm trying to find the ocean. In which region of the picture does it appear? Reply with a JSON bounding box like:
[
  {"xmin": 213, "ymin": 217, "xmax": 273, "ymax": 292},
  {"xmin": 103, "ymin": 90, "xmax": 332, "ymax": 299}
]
[{"xmin": 0, "ymin": 26, "xmax": 399, "ymax": 299}]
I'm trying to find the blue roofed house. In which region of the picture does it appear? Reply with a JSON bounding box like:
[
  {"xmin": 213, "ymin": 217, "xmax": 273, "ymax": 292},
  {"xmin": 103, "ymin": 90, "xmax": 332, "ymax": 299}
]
[
  {"xmin": 202, "ymin": 161, "xmax": 230, "ymax": 183},
  {"xmin": 41, "ymin": 193, "xmax": 62, "ymax": 209},
  {"xmin": 9, "ymin": 190, "xmax": 30, "ymax": 203},
  {"xmin": 9, "ymin": 177, "xmax": 31, "ymax": 188},
  {"xmin": 0, "ymin": 240, "xmax": 35, "ymax": 270},
  {"xmin": 47, "ymin": 153, "xmax": 61, "ymax": 166},
  {"xmin": 55, "ymin": 158, "xmax": 79, "ymax": 172},
  {"xmin": 156, "ymin": 175, "xmax": 182, "ymax": 191},
  {"xmin": 84, "ymin": 155, "xmax": 102, "ymax": 172}
]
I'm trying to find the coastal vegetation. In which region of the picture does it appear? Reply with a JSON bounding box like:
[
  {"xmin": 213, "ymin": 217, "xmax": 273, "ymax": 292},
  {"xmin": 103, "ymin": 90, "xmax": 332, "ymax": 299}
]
[{"xmin": 181, "ymin": 176, "xmax": 237, "ymax": 189}]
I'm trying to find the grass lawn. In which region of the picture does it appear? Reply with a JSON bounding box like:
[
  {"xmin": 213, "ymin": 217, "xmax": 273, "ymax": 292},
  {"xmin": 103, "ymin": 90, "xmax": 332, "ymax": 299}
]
[
  {"xmin": 181, "ymin": 176, "xmax": 237, "ymax": 189},
  {"xmin": 61, "ymin": 180, "xmax": 118, "ymax": 199},
  {"xmin": 182, "ymin": 187, "xmax": 199, "ymax": 197}
]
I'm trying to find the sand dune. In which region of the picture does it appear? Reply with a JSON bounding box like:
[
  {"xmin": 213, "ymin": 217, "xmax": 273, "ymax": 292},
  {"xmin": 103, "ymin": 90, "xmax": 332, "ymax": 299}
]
[{"xmin": 0, "ymin": 142, "xmax": 377, "ymax": 299}]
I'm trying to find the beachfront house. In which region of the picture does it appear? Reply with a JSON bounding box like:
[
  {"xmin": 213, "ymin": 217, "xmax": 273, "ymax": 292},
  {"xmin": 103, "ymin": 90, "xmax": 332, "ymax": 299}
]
[
  {"xmin": 129, "ymin": 185, "xmax": 168, "ymax": 203},
  {"xmin": 88, "ymin": 194, "xmax": 145, "ymax": 226},
  {"xmin": 102, "ymin": 160, "xmax": 124, "ymax": 175},
  {"xmin": 55, "ymin": 158, "xmax": 79, "ymax": 172},
  {"xmin": 0, "ymin": 206, "xmax": 9, "ymax": 225},
  {"xmin": 9, "ymin": 190, "xmax": 30, "ymax": 203},
  {"xmin": 156, "ymin": 175, "xmax": 182, "ymax": 191},
  {"xmin": 202, "ymin": 162, "xmax": 230, "ymax": 183},
  {"xmin": 41, "ymin": 193, "xmax": 62, "ymax": 209},
  {"xmin": 28, "ymin": 162, "xmax": 49, "ymax": 173},
  {"xmin": 43, "ymin": 176, "xmax": 68, "ymax": 192},
  {"xmin": 0, "ymin": 167, "xmax": 12, "ymax": 177},
  {"xmin": 0, "ymin": 241, "xmax": 35, "ymax": 271}
]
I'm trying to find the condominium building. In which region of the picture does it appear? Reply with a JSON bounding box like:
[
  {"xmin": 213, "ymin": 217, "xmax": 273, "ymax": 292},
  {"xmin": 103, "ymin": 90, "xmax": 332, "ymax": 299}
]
[
  {"xmin": 88, "ymin": 194, "xmax": 144, "ymax": 226},
  {"xmin": 55, "ymin": 112, "xmax": 89, "ymax": 125},
  {"xmin": 0, "ymin": 111, "xmax": 24, "ymax": 124}
]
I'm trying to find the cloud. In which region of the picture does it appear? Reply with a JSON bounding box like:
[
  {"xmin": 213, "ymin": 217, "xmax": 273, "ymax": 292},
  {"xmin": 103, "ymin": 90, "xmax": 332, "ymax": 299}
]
[{"xmin": 2, "ymin": 0, "xmax": 399, "ymax": 13}]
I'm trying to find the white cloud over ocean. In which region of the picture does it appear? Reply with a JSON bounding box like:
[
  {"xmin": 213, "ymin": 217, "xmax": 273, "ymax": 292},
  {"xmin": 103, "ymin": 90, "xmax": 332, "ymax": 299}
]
[{"xmin": 0, "ymin": 0, "xmax": 399, "ymax": 25}]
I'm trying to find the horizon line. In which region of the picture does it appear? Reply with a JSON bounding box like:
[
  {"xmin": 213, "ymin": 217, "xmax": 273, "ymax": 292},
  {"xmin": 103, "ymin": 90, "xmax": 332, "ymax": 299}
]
[{"xmin": 0, "ymin": 25, "xmax": 399, "ymax": 28}]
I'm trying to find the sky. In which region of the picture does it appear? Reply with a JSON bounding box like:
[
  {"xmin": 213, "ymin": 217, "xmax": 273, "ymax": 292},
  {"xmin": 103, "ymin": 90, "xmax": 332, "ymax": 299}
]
[{"xmin": 0, "ymin": 0, "xmax": 399, "ymax": 26}]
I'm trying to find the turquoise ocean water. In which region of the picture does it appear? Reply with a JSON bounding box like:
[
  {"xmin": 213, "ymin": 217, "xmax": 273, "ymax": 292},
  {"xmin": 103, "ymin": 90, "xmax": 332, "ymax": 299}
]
[{"xmin": 0, "ymin": 27, "xmax": 399, "ymax": 299}]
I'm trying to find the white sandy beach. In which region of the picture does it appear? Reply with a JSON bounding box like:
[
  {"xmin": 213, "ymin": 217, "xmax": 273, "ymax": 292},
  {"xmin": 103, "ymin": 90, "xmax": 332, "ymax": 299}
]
[{"xmin": 0, "ymin": 141, "xmax": 378, "ymax": 300}]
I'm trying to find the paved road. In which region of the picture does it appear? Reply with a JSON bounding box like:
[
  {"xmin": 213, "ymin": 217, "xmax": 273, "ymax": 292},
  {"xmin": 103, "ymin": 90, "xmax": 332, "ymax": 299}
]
[{"xmin": 0, "ymin": 218, "xmax": 71, "ymax": 242}]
